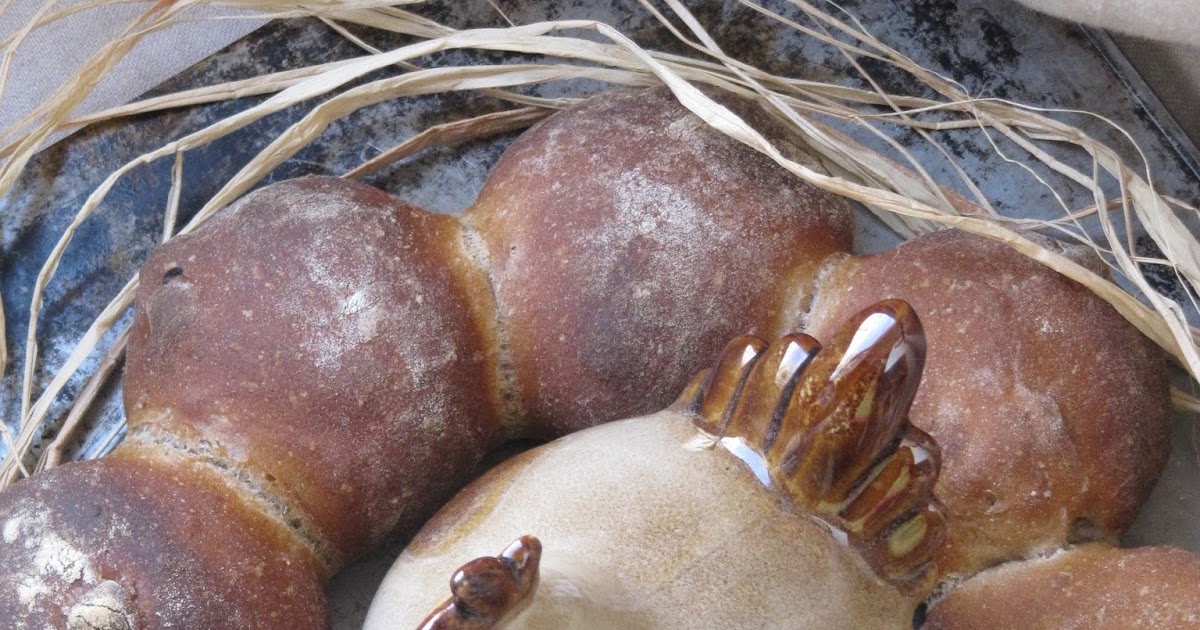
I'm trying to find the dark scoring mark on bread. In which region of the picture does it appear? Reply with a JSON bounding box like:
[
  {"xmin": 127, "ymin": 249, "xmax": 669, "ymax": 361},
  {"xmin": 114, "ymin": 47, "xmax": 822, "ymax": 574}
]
[{"xmin": 161, "ymin": 265, "xmax": 184, "ymax": 283}]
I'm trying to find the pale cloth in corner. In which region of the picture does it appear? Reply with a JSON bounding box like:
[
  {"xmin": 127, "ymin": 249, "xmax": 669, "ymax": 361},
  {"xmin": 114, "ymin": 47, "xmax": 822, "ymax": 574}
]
[
  {"xmin": 1015, "ymin": 0, "xmax": 1200, "ymax": 45},
  {"xmin": 0, "ymin": 1, "xmax": 264, "ymax": 149}
]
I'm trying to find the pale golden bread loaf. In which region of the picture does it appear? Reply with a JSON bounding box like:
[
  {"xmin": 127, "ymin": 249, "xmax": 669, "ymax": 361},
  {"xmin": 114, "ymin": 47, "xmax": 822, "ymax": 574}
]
[{"xmin": 366, "ymin": 301, "xmax": 941, "ymax": 629}]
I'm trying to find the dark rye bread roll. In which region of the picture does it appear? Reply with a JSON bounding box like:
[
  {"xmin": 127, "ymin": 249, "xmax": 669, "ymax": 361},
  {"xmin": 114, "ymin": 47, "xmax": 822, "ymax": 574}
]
[
  {"xmin": 0, "ymin": 88, "xmax": 853, "ymax": 627},
  {"xmin": 1, "ymin": 447, "xmax": 327, "ymax": 629},
  {"xmin": 467, "ymin": 88, "xmax": 852, "ymax": 436},
  {"xmin": 123, "ymin": 177, "xmax": 503, "ymax": 561},
  {"xmin": 924, "ymin": 543, "xmax": 1200, "ymax": 629},
  {"xmin": 805, "ymin": 230, "xmax": 1171, "ymax": 577}
]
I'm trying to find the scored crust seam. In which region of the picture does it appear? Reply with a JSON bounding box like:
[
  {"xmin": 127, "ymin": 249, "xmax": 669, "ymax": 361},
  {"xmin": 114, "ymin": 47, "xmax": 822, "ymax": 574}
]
[
  {"xmin": 458, "ymin": 221, "xmax": 525, "ymax": 434},
  {"xmin": 124, "ymin": 422, "xmax": 342, "ymax": 576},
  {"xmin": 791, "ymin": 251, "xmax": 850, "ymax": 335}
]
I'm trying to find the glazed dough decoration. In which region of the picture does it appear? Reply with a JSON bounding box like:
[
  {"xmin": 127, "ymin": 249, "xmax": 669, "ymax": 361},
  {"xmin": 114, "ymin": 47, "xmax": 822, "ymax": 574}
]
[
  {"xmin": 386, "ymin": 300, "xmax": 944, "ymax": 629},
  {"xmin": 674, "ymin": 299, "xmax": 944, "ymax": 591},
  {"xmin": 418, "ymin": 536, "xmax": 542, "ymax": 630}
]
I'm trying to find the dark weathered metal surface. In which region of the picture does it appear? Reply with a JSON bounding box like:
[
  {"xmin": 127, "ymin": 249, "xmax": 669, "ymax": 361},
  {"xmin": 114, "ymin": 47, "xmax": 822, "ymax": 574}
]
[{"xmin": 0, "ymin": 1, "xmax": 1197, "ymax": 626}]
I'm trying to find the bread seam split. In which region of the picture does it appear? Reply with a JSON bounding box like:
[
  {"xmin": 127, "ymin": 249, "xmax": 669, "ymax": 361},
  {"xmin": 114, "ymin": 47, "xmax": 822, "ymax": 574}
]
[
  {"xmin": 123, "ymin": 422, "xmax": 342, "ymax": 576},
  {"xmin": 787, "ymin": 251, "xmax": 851, "ymax": 336},
  {"xmin": 459, "ymin": 221, "xmax": 525, "ymax": 435}
]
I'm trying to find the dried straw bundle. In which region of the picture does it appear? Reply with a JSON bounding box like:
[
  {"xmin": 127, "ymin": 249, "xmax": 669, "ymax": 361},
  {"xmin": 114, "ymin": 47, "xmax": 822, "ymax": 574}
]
[{"xmin": 0, "ymin": 0, "xmax": 1197, "ymax": 488}]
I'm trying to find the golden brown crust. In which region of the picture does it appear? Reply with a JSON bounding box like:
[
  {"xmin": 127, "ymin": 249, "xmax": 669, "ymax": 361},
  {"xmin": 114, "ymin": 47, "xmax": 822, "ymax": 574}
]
[
  {"xmin": 0, "ymin": 453, "xmax": 326, "ymax": 630},
  {"xmin": 676, "ymin": 300, "xmax": 946, "ymax": 592},
  {"xmin": 467, "ymin": 87, "xmax": 853, "ymax": 438},
  {"xmin": 925, "ymin": 544, "xmax": 1200, "ymax": 629},
  {"xmin": 805, "ymin": 229, "xmax": 1171, "ymax": 577},
  {"xmin": 124, "ymin": 176, "xmax": 505, "ymax": 559}
]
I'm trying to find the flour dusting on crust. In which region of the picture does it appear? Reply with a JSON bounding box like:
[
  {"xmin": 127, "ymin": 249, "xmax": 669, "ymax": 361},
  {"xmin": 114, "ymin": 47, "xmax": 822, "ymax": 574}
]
[{"xmin": 5, "ymin": 509, "xmax": 97, "ymax": 616}]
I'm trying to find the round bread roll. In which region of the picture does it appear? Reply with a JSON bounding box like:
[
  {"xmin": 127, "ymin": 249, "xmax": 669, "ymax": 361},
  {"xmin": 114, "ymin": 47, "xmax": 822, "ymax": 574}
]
[
  {"xmin": 0, "ymin": 447, "xmax": 326, "ymax": 629},
  {"xmin": 924, "ymin": 543, "xmax": 1200, "ymax": 629},
  {"xmin": 365, "ymin": 301, "xmax": 944, "ymax": 629},
  {"xmin": 124, "ymin": 176, "xmax": 504, "ymax": 561},
  {"xmin": 804, "ymin": 229, "xmax": 1171, "ymax": 577},
  {"xmin": 467, "ymin": 87, "xmax": 853, "ymax": 437}
]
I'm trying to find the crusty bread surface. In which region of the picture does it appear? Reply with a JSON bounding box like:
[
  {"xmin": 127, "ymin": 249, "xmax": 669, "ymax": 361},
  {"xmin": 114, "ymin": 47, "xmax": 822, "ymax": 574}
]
[
  {"xmin": 0, "ymin": 448, "xmax": 327, "ymax": 629},
  {"xmin": 125, "ymin": 176, "xmax": 505, "ymax": 560},
  {"xmin": 468, "ymin": 87, "xmax": 854, "ymax": 437},
  {"xmin": 925, "ymin": 543, "xmax": 1200, "ymax": 629},
  {"xmin": 805, "ymin": 230, "xmax": 1171, "ymax": 577}
]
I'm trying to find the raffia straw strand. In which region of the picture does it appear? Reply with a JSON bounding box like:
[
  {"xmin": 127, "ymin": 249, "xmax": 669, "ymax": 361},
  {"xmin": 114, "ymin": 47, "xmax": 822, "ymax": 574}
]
[
  {"xmin": 1172, "ymin": 387, "xmax": 1200, "ymax": 414},
  {"xmin": 1, "ymin": 277, "xmax": 137, "ymax": 486},
  {"xmin": 164, "ymin": 152, "xmax": 185, "ymax": 242},
  {"xmin": 319, "ymin": 16, "xmax": 576, "ymax": 113},
  {"xmin": 36, "ymin": 329, "xmax": 129, "ymax": 473},
  {"xmin": 734, "ymin": 0, "xmax": 993, "ymax": 216},
  {"xmin": 344, "ymin": 106, "xmax": 551, "ymax": 180},
  {"xmin": 11, "ymin": 23, "xmax": 619, "ymax": 452},
  {"xmin": 484, "ymin": 0, "xmax": 515, "ymax": 27},
  {"xmin": 0, "ymin": 416, "xmax": 25, "ymax": 480},
  {"xmin": 611, "ymin": 4, "xmax": 1196, "ymax": 375},
  {"xmin": 183, "ymin": 63, "xmax": 647, "ymax": 227}
]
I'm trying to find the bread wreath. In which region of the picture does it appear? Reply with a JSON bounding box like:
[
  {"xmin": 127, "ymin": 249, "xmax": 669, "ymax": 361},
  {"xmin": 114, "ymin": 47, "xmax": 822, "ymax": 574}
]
[{"xmin": 0, "ymin": 88, "xmax": 1170, "ymax": 628}]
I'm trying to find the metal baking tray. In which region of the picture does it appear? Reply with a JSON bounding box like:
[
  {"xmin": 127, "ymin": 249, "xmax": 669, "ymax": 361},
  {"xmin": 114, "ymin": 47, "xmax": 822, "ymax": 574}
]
[{"xmin": 1, "ymin": 1, "xmax": 1196, "ymax": 627}]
